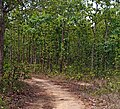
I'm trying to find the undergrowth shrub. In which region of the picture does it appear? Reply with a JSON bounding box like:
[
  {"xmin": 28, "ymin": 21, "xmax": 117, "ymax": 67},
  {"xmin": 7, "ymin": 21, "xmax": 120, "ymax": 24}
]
[
  {"xmin": 0, "ymin": 97, "xmax": 7, "ymax": 109},
  {"xmin": 0, "ymin": 62, "xmax": 31, "ymax": 93}
]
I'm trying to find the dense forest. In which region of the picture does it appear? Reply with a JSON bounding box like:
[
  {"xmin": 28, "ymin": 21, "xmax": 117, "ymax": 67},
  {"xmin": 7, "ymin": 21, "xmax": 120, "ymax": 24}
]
[
  {"xmin": 0, "ymin": 0, "xmax": 120, "ymax": 108},
  {"xmin": 1, "ymin": 0, "xmax": 120, "ymax": 76}
]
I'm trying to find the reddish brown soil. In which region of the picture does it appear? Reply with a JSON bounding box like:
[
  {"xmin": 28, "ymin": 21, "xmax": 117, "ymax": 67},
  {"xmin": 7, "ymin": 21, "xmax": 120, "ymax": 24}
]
[
  {"xmin": 25, "ymin": 77, "xmax": 86, "ymax": 109},
  {"xmin": 4, "ymin": 74, "xmax": 120, "ymax": 109},
  {"xmin": 6, "ymin": 81, "xmax": 54, "ymax": 109},
  {"xmin": 48, "ymin": 76, "xmax": 120, "ymax": 109}
]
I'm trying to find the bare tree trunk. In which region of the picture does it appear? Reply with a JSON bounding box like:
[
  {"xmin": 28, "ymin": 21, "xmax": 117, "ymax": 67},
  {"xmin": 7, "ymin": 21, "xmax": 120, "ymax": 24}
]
[{"xmin": 0, "ymin": 0, "xmax": 5, "ymax": 77}]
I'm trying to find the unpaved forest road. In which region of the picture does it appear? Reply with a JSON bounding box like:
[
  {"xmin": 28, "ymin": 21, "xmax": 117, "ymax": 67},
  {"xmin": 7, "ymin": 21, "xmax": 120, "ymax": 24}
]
[{"xmin": 25, "ymin": 77, "xmax": 86, "ymax": 109}]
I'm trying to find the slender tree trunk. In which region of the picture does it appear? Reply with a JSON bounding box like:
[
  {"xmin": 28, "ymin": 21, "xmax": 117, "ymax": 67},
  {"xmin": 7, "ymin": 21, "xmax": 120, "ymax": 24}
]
[
  {"xmin": 91, "ymin": 1, "xmax": 98, "ymax": 71},
  {"xmin": 55, "ymin": 37, "xmax": 59, "ymax": 65},
  {"xmin": 104, "ymin": 19, "xmax": 108, "ymax": 70},
  {"xmin": 50, "ymin": 58, "xmax": 52, "ymax": 72},
  {"xmin": 28, "ymin": 36, "xmax": 31, "ymax": 64},
  {"xmin": 115, "ymin": 34, "xmax": 119, "ymax": 70},
  {"xmin": 22, "ymin": 35, "xmax": 25, "ymax": 63},
  {"xmin": 91, "ymin": 25, "xmax": 96, "ymax": 71},
  {"xmin": 10, "ymin": 32, "xmax": 13, "ymax": 65},
  {"xmin": 41, "ymin": 51, "xmax": 44, "ymax": 72},
  {"xmin": 0, "ymin": 0, "xmax": 5, "ymax": 77},
  {"xmin": 17, "ymin": 27, "xmax": 20, "ymax": 62},
  {"xmin": 60, "ymin": 21, "xmax": 65, "ymax": 73}
]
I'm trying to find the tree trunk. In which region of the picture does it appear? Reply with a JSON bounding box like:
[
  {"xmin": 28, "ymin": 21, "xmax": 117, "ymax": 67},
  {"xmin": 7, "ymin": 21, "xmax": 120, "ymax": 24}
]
[
  {"xmin": 60, "ymin": 21, "xmax": 65, "ymax": 73},
  {"xmin": 91, "ymin": 24, "xmax": 96, "ymax": 71},
  {"xmin": 17, "ymin": 27, "xmax": 20, "ymax": 62},
  {"xmin": 91, "ymin": 1, "xmax": 98, "ymax": 71},
  {"xmin": 22, "ymin": 35, "xmax": 25, "ymax": 63},
  {"xmin": 28, "ymin": 36, "xmax": 31, "ymax": 64},
  {"xmin": 104, "ymin": 19, "xmax": 108, "ymax": 70},
  {"xmin": 0, "ymin": 0, "xmax": 5, "ymax": 77}
]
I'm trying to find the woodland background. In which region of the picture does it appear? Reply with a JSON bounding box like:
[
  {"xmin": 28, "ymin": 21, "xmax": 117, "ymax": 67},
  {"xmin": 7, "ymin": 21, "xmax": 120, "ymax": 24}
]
[{"xmin": 0, "ymin": 0, "xmax": 120, "ymax": 108}]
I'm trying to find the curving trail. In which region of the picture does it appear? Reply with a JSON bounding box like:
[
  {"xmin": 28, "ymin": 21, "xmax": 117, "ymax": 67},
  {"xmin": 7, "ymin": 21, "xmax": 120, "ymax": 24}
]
[{"xmin": 25, "ymin": 77, "xmax": 86, "ymax": 109}]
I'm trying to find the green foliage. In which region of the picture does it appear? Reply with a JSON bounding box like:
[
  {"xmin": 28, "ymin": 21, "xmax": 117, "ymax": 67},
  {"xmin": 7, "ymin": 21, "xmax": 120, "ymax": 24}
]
[
  {"xmin": 0, "ymin": 62, "xmax": 31, "ymax": 93},
  {"xmin": 1, "ymin": 0, "xmax": 120, "ymax": 84},
  {"xmin": 92, "ymin": 75, "xmax": 120, "ymax": 96},
  {"xmin": 107, "ymin": 76, "xmax": 120, "ymax": 93},
  {"xmin": 0, "ymin": 97, "xmax": 7, "ymax": 109}
]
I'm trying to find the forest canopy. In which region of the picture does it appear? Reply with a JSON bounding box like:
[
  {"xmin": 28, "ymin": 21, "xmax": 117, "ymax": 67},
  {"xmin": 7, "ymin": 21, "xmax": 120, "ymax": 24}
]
[{"xmin": 0, "ymin": 0, "xmax": 120, "ymax": 80}]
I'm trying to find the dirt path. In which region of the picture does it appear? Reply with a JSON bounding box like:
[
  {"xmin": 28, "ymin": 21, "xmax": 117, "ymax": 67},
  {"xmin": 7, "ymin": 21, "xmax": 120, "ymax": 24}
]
[{"xmin": 25, "ymin": 77, "xmax": 86, "ymax": 109}]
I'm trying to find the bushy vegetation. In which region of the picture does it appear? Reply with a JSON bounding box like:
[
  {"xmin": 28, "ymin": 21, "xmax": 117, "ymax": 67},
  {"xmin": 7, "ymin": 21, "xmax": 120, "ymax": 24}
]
[{"xmin": 0, "ymin": 96, "xmax": 7, "ymax": 109}]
